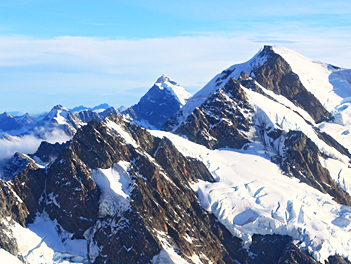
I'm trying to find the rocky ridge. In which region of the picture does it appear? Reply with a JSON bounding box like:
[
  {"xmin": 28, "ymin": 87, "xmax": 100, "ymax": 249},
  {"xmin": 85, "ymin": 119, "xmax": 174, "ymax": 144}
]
[{"xmin": 2, "ymin": 114, "xmax": 348, "ymax": 263}]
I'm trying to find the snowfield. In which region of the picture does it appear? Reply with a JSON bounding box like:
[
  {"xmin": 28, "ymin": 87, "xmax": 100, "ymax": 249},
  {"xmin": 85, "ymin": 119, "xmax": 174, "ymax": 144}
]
[
  {"xmin": 91, "ymin": 161, "xmax": 135, "ymax": 218},
  {"xmin": 273, "ymin": 45, "xmax": 351, "ymax": 154},
  {"xmin": 12, "ymin": 213, "xmax": 87, "ymax": 264},
  {"xmin": 151, "ymin": 130, "xmax": 351, "ymax": 262}
]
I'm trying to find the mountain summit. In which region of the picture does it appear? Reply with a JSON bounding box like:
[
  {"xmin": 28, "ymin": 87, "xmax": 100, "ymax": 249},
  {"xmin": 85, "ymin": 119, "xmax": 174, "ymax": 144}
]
[{"xmin": 122, "ymin": 74, "xmax": 192, "ymax": 129}]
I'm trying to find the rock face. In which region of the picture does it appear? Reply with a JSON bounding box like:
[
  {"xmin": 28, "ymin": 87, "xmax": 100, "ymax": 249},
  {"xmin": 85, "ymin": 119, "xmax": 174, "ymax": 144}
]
[
  {"xmin": 281, "ymin": 130, "xmax": 351, "ymax": 206},
  {"xmin": 123, "ymin": 74, "xmax": 192, "ymax": 129},
  {"xmin": 0, "ymin": 151, "xmax": 45, "ymax": 262},
  {"xmin": 172, "ymin": 78, "xmax": 252, "ymax": 149},
  {"xmin": 32, "ymin": 140, "xmax": 70, "ymax": 163},
  {"xmin": 2, "ymin": 114, "xmax": 342, "ymax": 263},
  {"xmin": 162, "ymin": 45, "xmax": 351, "ymax": 211},
  {"xmin": 251, "ymin": 46, "xmax": 331, "ymax": 123}
]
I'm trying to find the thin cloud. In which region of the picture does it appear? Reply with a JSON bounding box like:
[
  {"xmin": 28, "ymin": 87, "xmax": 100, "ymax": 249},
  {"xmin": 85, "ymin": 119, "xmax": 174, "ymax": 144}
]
[
  {"xmin": 251, "ymin": 37, "xmax": 297, "ymax": 44},
  {"xmin": 0, "ymin": 30, "xmax": 350, "ymax": 113},
  {"xmin": 0, "ymin": 129, "xmax": 71, "ymax": 163}
]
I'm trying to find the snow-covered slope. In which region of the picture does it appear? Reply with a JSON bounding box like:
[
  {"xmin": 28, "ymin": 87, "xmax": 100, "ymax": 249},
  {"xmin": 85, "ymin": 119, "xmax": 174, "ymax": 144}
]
[
  {"xmin": 154, "ymin": 74, "xmax": 192, "ymax": 106},
  {"xmin": 272, "ymin": 46, "xmax": 351, "ymax": 150},
  {"xmin": 159, "ymin": 45, "xmax": 351, "ymax": 263},
  {"xmin": 165, "ymin": 51, "xmax": 267, "ymax": 130},
  {"xmin": 163, "ymin": 45, "xmax": 351, "ymax": 132},
  {"xmin": 151, "ymin": 130, "xmax": 351, "ymax": 262}
]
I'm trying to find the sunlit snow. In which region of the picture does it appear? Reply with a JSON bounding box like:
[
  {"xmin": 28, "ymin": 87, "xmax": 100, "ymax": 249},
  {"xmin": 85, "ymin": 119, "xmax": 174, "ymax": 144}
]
[
  {"xmin": 12, "ymin": 213, "xmax": 87, "ymax": 264},
  {"xmin": 91, "ymin": 161, "xmax": 134, "ymax": 218},
  {"xmin": 151, "ymin": 130, "xmax": 351, "ymax": 262},
  {"xmin": 155, "ymin": 74, "xmax": 192, "ymax": 106}
]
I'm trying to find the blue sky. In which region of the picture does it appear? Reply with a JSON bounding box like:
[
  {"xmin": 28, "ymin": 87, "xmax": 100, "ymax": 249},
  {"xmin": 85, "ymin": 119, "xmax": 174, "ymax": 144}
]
[{"xmin": 0, "ymin": 0, "xmax": 351, "ymax": 114}]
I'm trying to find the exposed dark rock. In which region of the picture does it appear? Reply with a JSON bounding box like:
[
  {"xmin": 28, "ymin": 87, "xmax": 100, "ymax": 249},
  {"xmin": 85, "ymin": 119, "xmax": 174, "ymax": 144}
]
[
  {"xmin": 98, "ymin": 106, "xmax": 120, "ymax": 120},
  {"xmin": 173, "ymin": 78, "xmax": 252, "ymax": 150},
  {"xmin": 44, "ymin": 145, "xmax": 101, "ymax": 239},
  {"xmin": 315, "ymin": 127, "xmax": 351, "ymax": 159},
  {"xmin": 0, "ymin": 220, "xmax": 21, "ymax": 260},
  {"xmin": 247, "ymin": 234, "xmax": 292, "ymax": 264},
  {"xmin": 239, "ymin": 74, "xmax": 279, "ymax": 103},
  {"xmin": 0, "ymin": 180, "xmax": 29, "ymax": 227},
  {"xmin": 2, "ymin": 153, "xmax": 39, "ymax": 180},
  {"xmin": 278, "ymin": 243, "xmax": 321, "ymax": 264},
  {"xmin": 282, "ymin": 130, "xmax": 351, "ymax": 206},
  {"xmin": 123, "ymin": 84, "xmax": 183, "ymax": 129},
  {"xmin": 251, "ymin": 46, "xmax": 331, "ymax": 123},
  {"xmin": 327, "ymin": 255, "xmax": 351, "ymax": 264},
  {"xmin": 123, "ymin": 75, "xmax": 191, "ymax": 129},
  {"xmin": 32, "ymin": 140, "xmax": 70, "ymax": 163},
  {"xmin": 0, "ymin": 179, "xmax": 31, "ymax": 262},
  {"xmin": 11, "ymin": 163, "xmax": 46, "ymax": 224},
  {"xmin": 75, "ymin": 109, "xmax": 102, "ymax": 123},
  {"xmin": 36, "ymin": 114, "xmax": 249, "ymax": 263}
]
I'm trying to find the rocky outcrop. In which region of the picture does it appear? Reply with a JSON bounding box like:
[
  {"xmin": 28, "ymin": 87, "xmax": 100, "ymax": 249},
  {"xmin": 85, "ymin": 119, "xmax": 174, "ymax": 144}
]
[
  {"xmin": 75, "ymin": 109, "xmax": 102, "ymax": 123},
  {"xmin": 1, "ymin": 112, "xmax": 351, "ymax": 263},
  {"xmin": 0, "ymin": 156, "xmax": 45, "ymax": 262},
  {"xmin": 44, "ymin": 145, "xmax": 101, "ymax": 239},
  {"xmin": 52, "ymin": 115, "xmax": 246, "ymax": 263},
  {"xmin": 282, "ymin": 130, "xmax": 351, "ymax": 206},
  {"xmin": 171, "ymin": 78, "xmax": 252, "ymax": 149},
  {"xmin": 32, "ymin": 140, "xmax": 70, "ymax": 163},
  {"xmin": 251, "ymin": 46, "xmax": 331, "ymax": 123}
]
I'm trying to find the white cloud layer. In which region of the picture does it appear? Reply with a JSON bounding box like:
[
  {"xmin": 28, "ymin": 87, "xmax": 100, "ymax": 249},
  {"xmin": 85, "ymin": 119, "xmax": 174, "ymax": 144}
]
[
  {"xmin": 0, "ymin": 129, "xmax": 71, "ymax": 163},
  {"xmin": 0, "ymin": 30, "xmax": 350, "ymax": 113}
]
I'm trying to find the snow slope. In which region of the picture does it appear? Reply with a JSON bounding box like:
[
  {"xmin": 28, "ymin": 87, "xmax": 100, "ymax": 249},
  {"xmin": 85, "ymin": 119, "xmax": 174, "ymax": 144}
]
[
  {"xmin": 12, "ymin": 214, "xmax": 87, "ymax": 264},
  {"xmin": 91, "ymin": 161, "xmax": 135, "ymax": 218},
  {"xmin": 273, "ymin": 46, "xmax": 351, "ymax": 150},
  {"xmin": 166, "ymin": 47, "xmax": 271, "ymax": 130},
  {"xmin": 151, "ymin": 130, "xmax": 351, "ymax": 262},
  {"xmin": 166, "ymin": 46, "xmax": 351, "ymax": 153},
  {"xmin": 155, "ymin": 74, "xmax": 192, "ymax": 106}
]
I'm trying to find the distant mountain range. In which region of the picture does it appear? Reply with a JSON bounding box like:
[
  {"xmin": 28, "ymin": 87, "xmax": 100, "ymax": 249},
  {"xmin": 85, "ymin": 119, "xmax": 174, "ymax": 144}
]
[{"xmin": 0, "ymin": 46, "xmax": 351, "ymax": 264}]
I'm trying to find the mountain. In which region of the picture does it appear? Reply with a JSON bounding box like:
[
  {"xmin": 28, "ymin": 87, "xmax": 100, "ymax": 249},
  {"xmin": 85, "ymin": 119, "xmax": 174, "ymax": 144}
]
[
  {"xmin": 31, "ymin": 105, "xmax": 84, "ymax": 137},
  {"xmin": 0, "ymin": 113, "xmax": 341, "ymax": 264},
  {"xmin": 122, "ymin": 74, "xmax": 192, "ymax": 129},
  {"xmin": 0, "ymin": 104, "xmax": 122, "ymax": 162},
  {"xmin": 1, "ymin": 46, "xmax": 351, "ymax": 263},
  {"xmin": 0, "ymin": 112, "xmax": 35, "ymax": 132},
  {"xmin": 69, "ymin": 103, "xmax": 111, "ymax": 113},
  {"xmin": 161, "ymin": 45, "xmax": 351, "ymax": 261}
]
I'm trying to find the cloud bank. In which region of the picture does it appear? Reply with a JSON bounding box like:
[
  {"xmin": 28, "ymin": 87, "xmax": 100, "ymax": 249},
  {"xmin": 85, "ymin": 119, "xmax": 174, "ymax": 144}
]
[
  {"xmin": 0, "ymin": 29, "xmax": 350, "ymax": 113},
  {"xmin": 0, "ymin": 129, "xmax": 71, "ymax": 163}
]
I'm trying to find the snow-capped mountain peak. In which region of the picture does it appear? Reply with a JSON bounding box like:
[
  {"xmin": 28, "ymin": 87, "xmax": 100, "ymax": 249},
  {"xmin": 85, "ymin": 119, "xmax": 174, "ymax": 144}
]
[
  {"xmin": 155, "ymin": 73, "xmax": 173, "ymax": 84},
  {"xmin": 45, "ymin": 105, "xmax": 70, "ymax": 125},
  {"xmin": 122, "ymin": 74, "xmax": 192, "ymax": 129},
  {"xmin": 154, "ymin": 74, "xmax": 192, "ymax": 106}
]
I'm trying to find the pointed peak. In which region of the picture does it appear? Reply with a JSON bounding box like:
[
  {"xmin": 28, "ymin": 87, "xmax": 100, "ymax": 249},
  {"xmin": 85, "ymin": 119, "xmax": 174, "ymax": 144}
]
[
  {"xmin": 51, "ymin": 104, "xmax": 70, "ymax": 111},
  {"xmin": 0, "ymin": 112, "xmax": 12, "ymax": 117},
  {"xmin": 155, "ymin": 74, "xmax": 170, "ymax": 84},
  {"xmin": 52, "ymin": 104, "xmax": 64, "ymax": 110}
]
